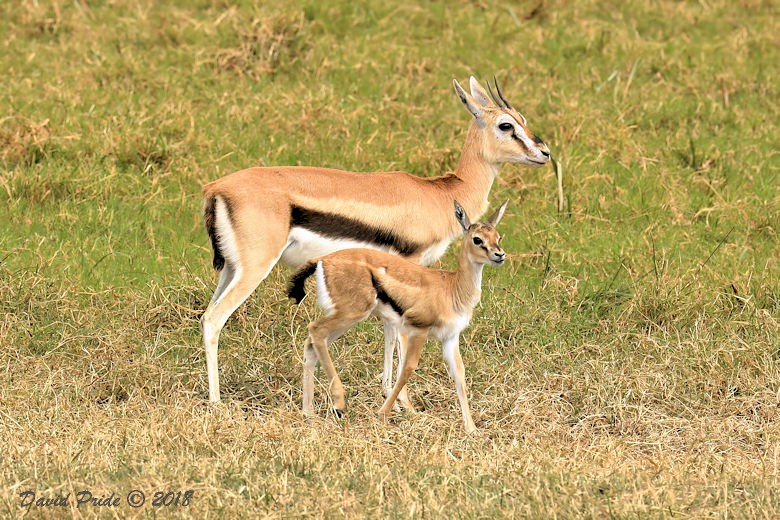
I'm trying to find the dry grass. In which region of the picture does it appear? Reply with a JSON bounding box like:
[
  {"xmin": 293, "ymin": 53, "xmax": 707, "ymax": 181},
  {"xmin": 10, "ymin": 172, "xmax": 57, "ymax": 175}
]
[
  {"xmin": 0, "ymin": 0, "xmax": 778, "ymax": 517},
  {"xmin": 0, "ymin": 117, "xmax": 51, "ymax": 170},
  {"xmin": 1, "ymin": 264, "xmax": 777, "ymax": 517}
]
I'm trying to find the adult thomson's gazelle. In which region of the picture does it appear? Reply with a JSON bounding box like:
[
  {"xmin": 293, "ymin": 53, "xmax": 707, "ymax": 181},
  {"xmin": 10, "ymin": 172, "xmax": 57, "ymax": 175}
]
[
  {"xmin": 201, "ymin": 76, "xmax": 549, "ymax": 403},
  {"xmin": 287, "ymin": 201, "xmax": 508, "ymax": 433}
]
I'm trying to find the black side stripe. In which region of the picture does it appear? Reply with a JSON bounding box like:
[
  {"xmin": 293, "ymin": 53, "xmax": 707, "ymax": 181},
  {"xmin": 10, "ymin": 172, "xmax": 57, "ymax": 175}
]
[
  {"xmin": 370, "ymin": 273, "xmax": 406, "ymax": 316},
  {"xmin": 287, "ymin": 261, "xmax": 317, "ymax": 304},
  {"xmin": 370, "ymin": 273, "xmax": 429, "ymax": 329},
  {"xmin": 290, "ymin": 205, "xmax": 420, "ymax": 256}
]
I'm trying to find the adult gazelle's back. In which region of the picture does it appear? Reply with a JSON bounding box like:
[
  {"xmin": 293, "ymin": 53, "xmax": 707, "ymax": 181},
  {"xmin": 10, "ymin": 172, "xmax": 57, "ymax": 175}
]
[{"xmin": 201, "ymin": 76, "xmax": 550, "ymax": 403}]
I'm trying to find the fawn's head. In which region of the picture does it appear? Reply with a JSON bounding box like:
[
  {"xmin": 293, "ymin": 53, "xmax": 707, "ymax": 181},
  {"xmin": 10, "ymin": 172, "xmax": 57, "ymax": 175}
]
[
  {"xmin": 453, "ymin": 76, "xmax": 551, "ymax": 167},
  {"xmin": 454, "ymin": 200, "xmax": 508, "ymax": 267}
]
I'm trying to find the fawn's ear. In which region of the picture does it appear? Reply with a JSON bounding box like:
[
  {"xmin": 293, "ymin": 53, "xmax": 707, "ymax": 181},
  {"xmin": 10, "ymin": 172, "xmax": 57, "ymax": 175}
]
[
  {"xmin": 454, "ymin": 200, "xmax": 471, "ymax": 233},
  {"xmin": 487, "ymin": 200, "xmax": 509, "ymax": 227}
]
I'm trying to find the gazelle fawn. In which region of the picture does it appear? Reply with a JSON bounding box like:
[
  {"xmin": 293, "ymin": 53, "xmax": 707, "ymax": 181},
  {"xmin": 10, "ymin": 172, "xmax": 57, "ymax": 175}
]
[
  {"xmin": 201, "ymin": 76, "xmax": 549, "ymax": 405},
  {"xmin": 287, "ymin": 200, "xmax": 508, "ymax": 434}
]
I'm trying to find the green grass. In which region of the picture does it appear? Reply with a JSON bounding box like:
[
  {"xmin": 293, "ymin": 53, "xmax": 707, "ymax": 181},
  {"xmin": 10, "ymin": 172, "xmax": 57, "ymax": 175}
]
[{"xmin": 1, "ymin": 0, "xmax": 778, "ymax": 517}]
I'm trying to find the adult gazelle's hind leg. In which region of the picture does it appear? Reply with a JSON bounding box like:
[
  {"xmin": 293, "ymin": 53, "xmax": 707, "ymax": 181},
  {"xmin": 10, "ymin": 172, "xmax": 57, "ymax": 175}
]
[
  {"xmin": 202, "ymin": 258, "xmax": 280, "ymax": 403},
  {"xmin": 201, "ymin": 202, "xmax": 291, "ymax": 403},
  {"xmin": 378, "ymin": 330, "xmax": 427, "ymax": 418},
  {"xmin": 442, "ymin": 335, "xmax": 476, "ymax": 434},
  {"xmin": 208, "ymin": 262, "xmax": 235, "ymax": 307}
]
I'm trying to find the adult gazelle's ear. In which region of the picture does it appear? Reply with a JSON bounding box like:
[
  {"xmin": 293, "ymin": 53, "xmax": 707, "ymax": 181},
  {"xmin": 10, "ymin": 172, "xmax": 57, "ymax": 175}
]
[
  {"xmin": 453, "ymin": 200, "xmax": 471, "ymax": 233},
  {"xmin": 487, "ymin": 200, "xmax": 509, "ymax": 227},
  {"xmin": 453, "ymin": 78, "xmax": 484, "ymax": 121},
  {"xmin": 468, "ymin": 76, "xmax": 492, "ymax": 107}
]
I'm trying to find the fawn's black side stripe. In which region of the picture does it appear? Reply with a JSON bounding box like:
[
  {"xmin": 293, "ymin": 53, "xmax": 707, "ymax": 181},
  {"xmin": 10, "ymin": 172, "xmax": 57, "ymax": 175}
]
[
  {"xmin": 370, "ymin": 273, "xmax": 428, "ymax": 328},
  {"xmin": 287, "ymin": 261, "xmax": 318, "ymax": 304},
  {"xmin": 371, "ymin": 273, "xmax": 406, "ymax": 316}
]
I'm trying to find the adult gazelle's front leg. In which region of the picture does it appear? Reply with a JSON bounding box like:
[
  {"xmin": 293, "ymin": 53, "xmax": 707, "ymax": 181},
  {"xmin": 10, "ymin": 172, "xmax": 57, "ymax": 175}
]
[
  {"xmin": 201, "ymin": 197, "xmax": 291, "ymax": 403},
  {"xmin": 302, "ymin": 336, "xmax": 318, "ymax": 415},
  {"xmin": 381, "ymin": 320, "xmax": 397, "ymax": 399},
  {"xmin": 442, "ymin": 335, "xmax": 476, "ymax": 434},
  {"xmin": 381, "ymin": 321, "xmax": 414, "ymax": 412}
]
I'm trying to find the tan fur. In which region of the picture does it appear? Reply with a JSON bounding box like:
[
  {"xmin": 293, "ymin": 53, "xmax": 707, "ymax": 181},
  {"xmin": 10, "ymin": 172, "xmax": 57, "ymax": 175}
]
[
  {"xmin": 201, "ymin": 76, "xmax": 549, "ymax": 404},
  {"xmin": 296, "ymin": 201, "xmax": 508, "ymax": 434}
]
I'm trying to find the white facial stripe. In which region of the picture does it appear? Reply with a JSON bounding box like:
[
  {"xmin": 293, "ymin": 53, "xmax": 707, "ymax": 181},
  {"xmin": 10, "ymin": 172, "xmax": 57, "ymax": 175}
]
[{"xmin": 495, "ymin": 114, "xmax": 533, "ymax": 148}]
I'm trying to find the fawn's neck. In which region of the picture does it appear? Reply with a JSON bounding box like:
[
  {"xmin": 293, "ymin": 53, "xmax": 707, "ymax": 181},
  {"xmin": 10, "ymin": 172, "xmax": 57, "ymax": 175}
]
[{"xmin": 451, "ymin": 244, "xmax": 485, "ymax": 313}]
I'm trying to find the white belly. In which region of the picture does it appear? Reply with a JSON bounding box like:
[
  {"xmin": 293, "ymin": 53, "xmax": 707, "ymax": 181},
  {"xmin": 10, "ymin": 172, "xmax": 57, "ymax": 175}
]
[
  {"xmin": 280, "ymin": 227, "xmax": 392, "ymax": 267},
  {"xmin": 419, "ymin": 238, "xmax": 452, "ymax": 266},
  {"xmin": 430, "ymin": 312, "xmax": 472, "ymax": 341}
]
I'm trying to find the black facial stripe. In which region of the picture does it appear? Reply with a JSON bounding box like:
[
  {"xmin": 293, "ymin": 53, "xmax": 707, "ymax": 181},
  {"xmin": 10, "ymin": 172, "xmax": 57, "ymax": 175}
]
[{"xmin": 290, "ymin": 205, "xmax": 420, "ymax": 256}]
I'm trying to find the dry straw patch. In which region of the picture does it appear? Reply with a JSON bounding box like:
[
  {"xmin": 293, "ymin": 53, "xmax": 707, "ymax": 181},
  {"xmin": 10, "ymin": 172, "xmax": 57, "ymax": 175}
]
[
  {"xmin": 213, "ymin": 11, "xmax": 311, "ymax": 79},
  {"xmin": 0, "ymin": 117, "xmax": 51, "ymax": 169}
]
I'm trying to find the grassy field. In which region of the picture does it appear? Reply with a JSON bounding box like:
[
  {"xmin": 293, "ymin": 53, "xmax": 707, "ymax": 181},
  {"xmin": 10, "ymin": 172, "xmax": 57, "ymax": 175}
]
[{"xmin": 1, "ymin": 0, "xmax": 778, "ymax": 517}]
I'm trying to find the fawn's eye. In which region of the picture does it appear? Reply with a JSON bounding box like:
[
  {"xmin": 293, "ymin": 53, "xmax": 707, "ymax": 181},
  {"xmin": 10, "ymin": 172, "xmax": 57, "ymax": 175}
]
[
  {"xmin": 498, "ymin": 122, "xmax": 514, "ymax": 132},
  {"xmin": 472, "ymin": 237, "xmax": 483, "ymax": 246}
]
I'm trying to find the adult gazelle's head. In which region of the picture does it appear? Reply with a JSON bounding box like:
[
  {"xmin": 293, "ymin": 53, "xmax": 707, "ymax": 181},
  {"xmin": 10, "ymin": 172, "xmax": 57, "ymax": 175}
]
[{"xmin": 453, "ymin": 76, "xmax": 551, "ymax": 167}]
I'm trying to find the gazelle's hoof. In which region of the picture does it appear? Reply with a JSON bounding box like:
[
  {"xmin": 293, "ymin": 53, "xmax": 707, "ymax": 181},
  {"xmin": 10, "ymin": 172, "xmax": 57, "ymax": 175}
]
[
  {"xmin": 398, "ymin": 399, "xmax": 416, "ymax": 413},
  {"xmin": 382, "ymin": 389, "xmax": 401, "ymax": 411},
  {"xmin": 206, "ymin": 399, "xmax": 227, "ymax": 410}
]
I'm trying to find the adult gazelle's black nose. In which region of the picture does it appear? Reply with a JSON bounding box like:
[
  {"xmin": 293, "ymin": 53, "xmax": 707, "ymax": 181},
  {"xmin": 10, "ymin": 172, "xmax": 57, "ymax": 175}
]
[{"xmin": 534, "ymin": 135, "xmax": 551, "ymax": 157}]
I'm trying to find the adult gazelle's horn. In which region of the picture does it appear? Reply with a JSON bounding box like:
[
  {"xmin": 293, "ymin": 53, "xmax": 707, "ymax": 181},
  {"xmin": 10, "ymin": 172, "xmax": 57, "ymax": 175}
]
[
  {"xmin": 486, "ymin": 80, "xmax": 504, "ymax": 109},
  {"xmin": 493, "ymin": 76, "xmax": 513, "ymax": 111}
]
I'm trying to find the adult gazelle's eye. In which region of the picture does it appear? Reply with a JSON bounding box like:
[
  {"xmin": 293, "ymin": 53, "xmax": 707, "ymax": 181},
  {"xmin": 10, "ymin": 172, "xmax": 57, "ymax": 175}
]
[
  {"xmin": 472, "ymin": 237, "xmax": 483, "ymax": 245},
  {"xmin": 498, "ymin": 122, "xmax": 513, "ymax": 132}
]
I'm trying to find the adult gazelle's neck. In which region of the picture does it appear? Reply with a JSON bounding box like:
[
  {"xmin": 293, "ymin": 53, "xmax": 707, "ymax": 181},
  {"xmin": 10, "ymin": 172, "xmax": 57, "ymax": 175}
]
[{"xmin": 450, "ymin": 122, "xmax": 500, "ymax": 222}]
